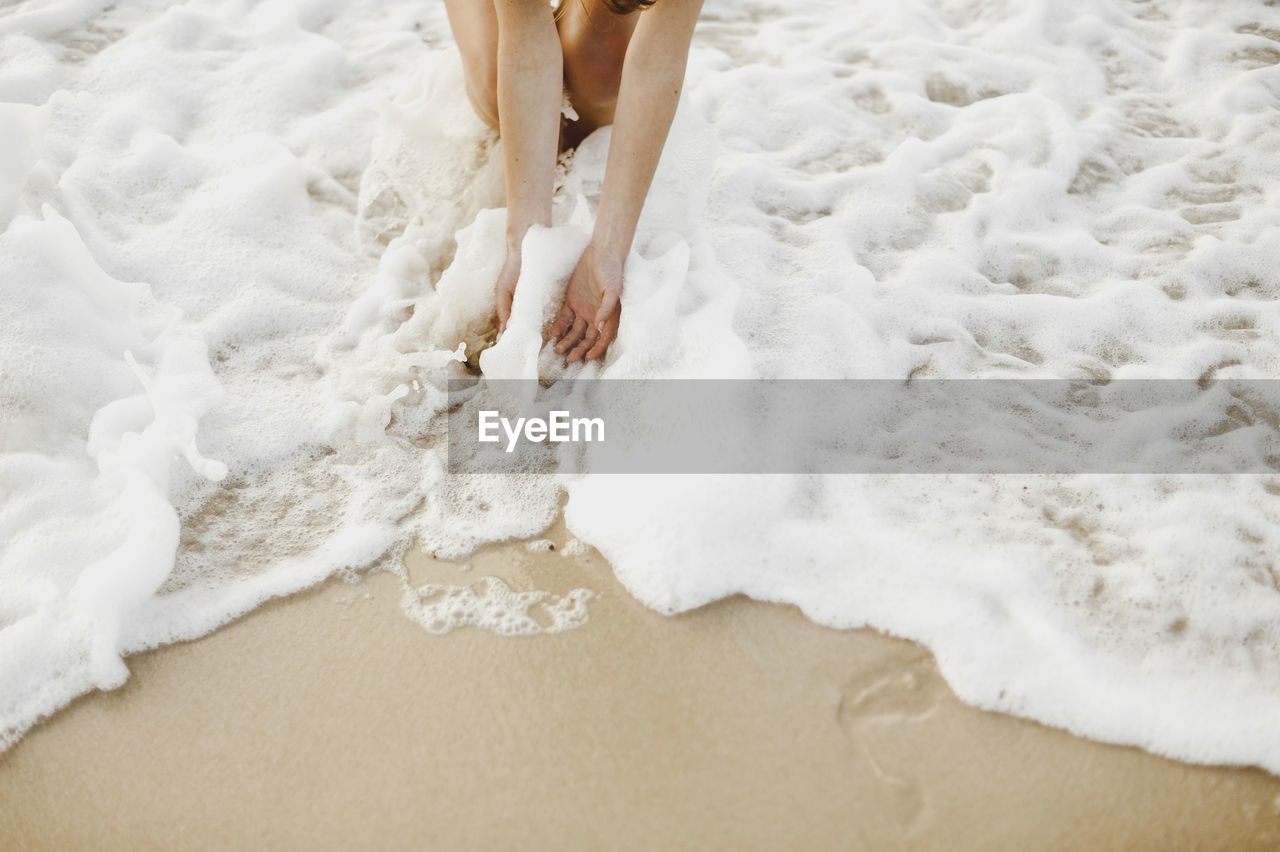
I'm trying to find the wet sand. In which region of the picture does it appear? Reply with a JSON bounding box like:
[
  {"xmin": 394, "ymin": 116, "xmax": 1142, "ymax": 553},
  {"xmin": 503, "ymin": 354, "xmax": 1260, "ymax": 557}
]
[{"xmin": 2, "ymin": 516, "xmax": 1278, "ymax": 851}]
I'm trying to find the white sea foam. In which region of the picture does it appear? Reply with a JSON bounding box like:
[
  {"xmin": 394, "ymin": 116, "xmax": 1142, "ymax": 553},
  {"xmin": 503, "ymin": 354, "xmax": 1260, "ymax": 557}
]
[
  {"xmin": 2, "ymin": 0, "xmax": 1279, "ymax": 773},
  {"xmin": 559, "ymin": 538, "xmax": 591, "ymax": 558},
  {"xmin": 400, "ymin": 576, "xmax": 593, "ymax": 636}
]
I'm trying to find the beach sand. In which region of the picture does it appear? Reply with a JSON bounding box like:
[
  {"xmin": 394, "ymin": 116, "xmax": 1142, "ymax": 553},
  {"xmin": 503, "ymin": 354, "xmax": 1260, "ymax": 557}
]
[{"xmin": 2, "ymin": 516, "xmax": 1278, "ymax": 851}]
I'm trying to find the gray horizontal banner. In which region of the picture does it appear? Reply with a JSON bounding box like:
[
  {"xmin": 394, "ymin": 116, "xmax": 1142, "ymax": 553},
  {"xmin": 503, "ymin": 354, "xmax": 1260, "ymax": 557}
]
[{"xmin": 444, "ymin": 379, "xmax": 1280, "ymax": 474}]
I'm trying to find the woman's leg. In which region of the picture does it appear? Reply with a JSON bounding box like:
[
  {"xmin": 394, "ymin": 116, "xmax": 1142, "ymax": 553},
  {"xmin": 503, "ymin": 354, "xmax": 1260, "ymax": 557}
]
[
  {"xmin": 443, "ymin": 0, "xmax": 501, "ymax": 129},
  {"xmin": 556, "ymin": 0, "xmax": 638, "ymax": 143},
  {"xmin": 445, "ymin": 0, "xmax": 638, "ymax": 139}
]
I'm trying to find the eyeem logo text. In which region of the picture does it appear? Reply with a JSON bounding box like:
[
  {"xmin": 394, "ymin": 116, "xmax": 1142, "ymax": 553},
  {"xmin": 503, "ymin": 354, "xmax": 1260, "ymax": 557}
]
[{"xmin": 477, "ymin": 410, "xmax": 605, "ymax": 453}]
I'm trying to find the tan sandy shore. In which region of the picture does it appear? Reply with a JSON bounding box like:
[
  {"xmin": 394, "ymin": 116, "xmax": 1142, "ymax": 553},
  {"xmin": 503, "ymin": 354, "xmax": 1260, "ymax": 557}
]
[{"xmin": 2, "ymin": 515, "xmax": 1278, "ymax": 851}]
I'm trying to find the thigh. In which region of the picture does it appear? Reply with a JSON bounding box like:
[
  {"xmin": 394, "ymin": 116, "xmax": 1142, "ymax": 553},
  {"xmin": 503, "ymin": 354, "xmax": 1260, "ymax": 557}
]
[
  {"xmin": 443, "ymin": 0, "xmax": 501, "ymax": 126},
  {"xmin": 556, "ymin": 0, "xmax": 638, "ymax": 44},
  {"xmin": 556, "ymin": 0, "xmax": 638, "ymax": 132}
]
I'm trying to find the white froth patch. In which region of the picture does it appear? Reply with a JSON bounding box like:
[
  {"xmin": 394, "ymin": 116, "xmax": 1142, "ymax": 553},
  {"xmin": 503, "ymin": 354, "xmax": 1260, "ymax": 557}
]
[
  {"xmin": 399, "ymin": 576, "xmax": 592, "ymax": 636},
  {"xmin": 560, "ymin": 538, "xmax": 591, "ymax": 558},
  {"xmin": 0, "ymin": 209, "xmax": 227, "ymax": 748}
]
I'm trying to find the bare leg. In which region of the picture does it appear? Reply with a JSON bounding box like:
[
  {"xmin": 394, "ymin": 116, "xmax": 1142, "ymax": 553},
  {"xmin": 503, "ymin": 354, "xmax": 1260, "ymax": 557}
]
[
  {"xmin": 557, "ymin": 0, "xmax": 638, "ymax": 146},
  {"xmin": 443, "ymin": 0, "xmax": 501, "ymax": 129},
  {"xmin": 445, "ymin": 0, "xmax": 638, "ymax": 144}
]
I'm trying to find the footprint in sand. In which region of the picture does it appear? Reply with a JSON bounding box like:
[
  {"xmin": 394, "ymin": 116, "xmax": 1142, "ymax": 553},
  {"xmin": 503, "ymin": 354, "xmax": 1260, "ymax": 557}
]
[{"xmin": 836, "ymin": 650, "xmax": 943, "ymax": 830}]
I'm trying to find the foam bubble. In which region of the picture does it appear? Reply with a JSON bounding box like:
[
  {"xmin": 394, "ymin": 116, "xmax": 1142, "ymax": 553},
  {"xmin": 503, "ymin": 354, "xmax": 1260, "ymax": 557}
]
[
  {"xmin": 560, "ymin": 539, "xmax": 591, "ymax": 558},
  {"xmin": 399, "ymin": 576, "xmax": 592, "ymax": 636}
]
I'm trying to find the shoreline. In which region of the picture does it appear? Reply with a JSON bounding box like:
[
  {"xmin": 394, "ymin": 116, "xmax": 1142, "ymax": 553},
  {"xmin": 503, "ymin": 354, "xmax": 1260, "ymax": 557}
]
[{"xmin": 3, "ymin": 518, "xmax": 1278, "ymax": 850}]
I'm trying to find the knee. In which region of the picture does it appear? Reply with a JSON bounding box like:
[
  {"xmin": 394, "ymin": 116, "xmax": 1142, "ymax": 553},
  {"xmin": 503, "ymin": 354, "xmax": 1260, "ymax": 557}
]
[
  {"xmin": 467, "ymin": 76, "xmax": 500, "ymax": 130},
  {"xmin": 461, "ymin": 53, "xmax": 500, "ymax": 129},
  {"xmin": 562, "ymin": 33, "xmax": 626, "ymax": 117}
]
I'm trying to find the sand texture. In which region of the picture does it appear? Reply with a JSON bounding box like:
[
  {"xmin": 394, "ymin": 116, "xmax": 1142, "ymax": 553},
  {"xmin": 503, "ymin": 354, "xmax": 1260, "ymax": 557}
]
[{"xmin": 3, "ymin": 519, "xmax": 1278, "ymax": 851}]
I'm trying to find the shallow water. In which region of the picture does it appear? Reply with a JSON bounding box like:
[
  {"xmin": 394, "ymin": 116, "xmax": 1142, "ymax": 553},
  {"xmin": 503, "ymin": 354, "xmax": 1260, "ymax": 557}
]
[{"xmin": 2, "ymin": 0, "xmax": 1279, "ymax": 772}]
